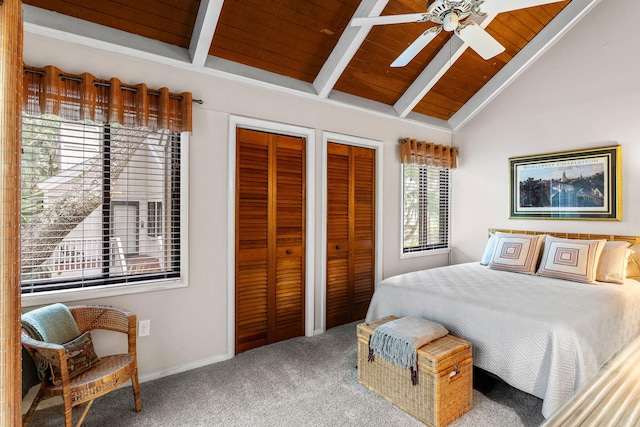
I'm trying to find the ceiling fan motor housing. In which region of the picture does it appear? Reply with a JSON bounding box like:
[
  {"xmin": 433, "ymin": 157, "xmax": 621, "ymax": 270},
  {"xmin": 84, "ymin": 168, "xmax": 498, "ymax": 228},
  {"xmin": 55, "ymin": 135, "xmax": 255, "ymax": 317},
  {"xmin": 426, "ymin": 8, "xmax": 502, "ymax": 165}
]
[{"xmin": 427, "ymin": 0, "xmax": 474, "ymax": 27}]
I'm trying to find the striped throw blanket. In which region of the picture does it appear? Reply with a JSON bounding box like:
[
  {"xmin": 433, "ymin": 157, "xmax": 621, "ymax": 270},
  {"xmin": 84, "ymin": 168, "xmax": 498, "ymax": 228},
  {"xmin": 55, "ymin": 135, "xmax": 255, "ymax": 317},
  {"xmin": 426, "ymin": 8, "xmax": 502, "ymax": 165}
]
[{"xmin": 369, "ymin": 316, "xmax": 448, "ymax": 374}]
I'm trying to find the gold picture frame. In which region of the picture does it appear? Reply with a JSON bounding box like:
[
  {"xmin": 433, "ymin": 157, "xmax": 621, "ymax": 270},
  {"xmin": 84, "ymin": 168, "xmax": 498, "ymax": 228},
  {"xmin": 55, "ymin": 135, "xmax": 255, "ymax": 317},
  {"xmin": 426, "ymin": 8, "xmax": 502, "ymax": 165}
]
[{"xmin": 509, "ymin": 146, "xmax": 621, "ymax": 220}]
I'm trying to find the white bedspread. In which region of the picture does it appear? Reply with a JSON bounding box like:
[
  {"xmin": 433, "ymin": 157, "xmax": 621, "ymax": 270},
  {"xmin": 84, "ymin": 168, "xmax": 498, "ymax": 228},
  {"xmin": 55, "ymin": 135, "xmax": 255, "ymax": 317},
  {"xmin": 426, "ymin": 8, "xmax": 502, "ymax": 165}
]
[{"xmin": 365, "ymin": 262, "xmax": 640, "ymax": 418}]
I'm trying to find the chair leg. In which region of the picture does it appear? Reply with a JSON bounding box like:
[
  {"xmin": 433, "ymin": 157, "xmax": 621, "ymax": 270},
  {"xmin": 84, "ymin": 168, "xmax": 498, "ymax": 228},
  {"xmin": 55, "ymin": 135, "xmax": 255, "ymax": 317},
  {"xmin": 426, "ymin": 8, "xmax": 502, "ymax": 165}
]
[
  {"xmin": 75, "ymin": 399, "xmax": 94, "ymax": 427},
  {"xmin": 132, "ymin": 369, "xmax": 142, "ymax": 412},
  {"xmin": 63, "ymin": 389, "xmax": 73, "ymax": 427},
  {"xmin": 22, "ymin": 386, "xmax": 45, "ymax": 427}
]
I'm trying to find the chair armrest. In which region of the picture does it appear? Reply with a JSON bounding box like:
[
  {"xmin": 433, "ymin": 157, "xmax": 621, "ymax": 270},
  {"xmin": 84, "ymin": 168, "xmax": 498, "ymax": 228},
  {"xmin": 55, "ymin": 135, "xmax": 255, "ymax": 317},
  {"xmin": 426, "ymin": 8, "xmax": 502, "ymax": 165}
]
[
  {"xmin": 70, "ymin": 305, "xmax": 138, "ymax": 356},
  {"xmin": 21, "ymin": 330, "xmax": 70, "ymax": 383}
]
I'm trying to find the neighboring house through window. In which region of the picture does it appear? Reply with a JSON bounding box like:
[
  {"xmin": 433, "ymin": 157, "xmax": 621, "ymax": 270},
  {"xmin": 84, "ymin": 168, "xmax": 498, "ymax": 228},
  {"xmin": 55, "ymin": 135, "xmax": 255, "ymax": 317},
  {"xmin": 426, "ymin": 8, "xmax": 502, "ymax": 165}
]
[
  {"xmin": 402, "ymin": 163, "xmax": 450, "ymax": 254},
  {"xmin": 20, "ymin": 115, "xmax": 182, "ymax": 294},
  {"xmin": 147, "ymin": 201, "xmax": 162, "ymax": 238}
]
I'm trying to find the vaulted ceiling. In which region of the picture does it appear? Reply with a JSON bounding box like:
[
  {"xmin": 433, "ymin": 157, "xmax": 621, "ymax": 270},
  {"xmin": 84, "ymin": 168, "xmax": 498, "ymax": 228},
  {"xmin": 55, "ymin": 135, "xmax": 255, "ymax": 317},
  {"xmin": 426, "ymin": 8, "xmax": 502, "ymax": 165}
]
[{"xmin": 22, "ymin": 0, "xmax": 600, "ymax": 131}]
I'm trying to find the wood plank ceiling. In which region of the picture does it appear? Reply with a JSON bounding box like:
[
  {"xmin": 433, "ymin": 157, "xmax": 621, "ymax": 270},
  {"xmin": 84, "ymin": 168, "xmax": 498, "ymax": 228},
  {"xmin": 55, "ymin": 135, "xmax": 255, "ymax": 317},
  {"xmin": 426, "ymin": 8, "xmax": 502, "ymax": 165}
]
[{"xmin": 22, "ymin": 0, "xmax": 597, "ymax": 131}]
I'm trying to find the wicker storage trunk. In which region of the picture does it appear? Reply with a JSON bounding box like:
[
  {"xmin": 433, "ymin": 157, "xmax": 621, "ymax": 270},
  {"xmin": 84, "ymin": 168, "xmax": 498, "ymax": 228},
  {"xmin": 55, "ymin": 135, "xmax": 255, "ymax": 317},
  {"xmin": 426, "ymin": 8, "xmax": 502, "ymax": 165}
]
[{"xmin": 357, "ymin": 316, "xmax": 472, "ymax": 427}]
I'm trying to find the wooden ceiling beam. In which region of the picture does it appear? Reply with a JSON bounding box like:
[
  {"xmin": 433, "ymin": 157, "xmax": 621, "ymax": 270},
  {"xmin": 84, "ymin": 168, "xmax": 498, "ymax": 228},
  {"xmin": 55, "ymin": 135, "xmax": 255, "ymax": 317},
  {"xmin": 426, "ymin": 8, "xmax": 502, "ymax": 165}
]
[
  {"xmin": 313, "ymin": 0, "xmax": 389, "ymax": 99},
  {"xmin": 189, "ymin": 0, "xmax": 224, "ymax": 67},
  {"xmin": 329, "ymin": 89, "xmax": 451, "ymax": 130},
  {"xmin": 393, "ymin": 14, "xmax": 496, "ymax": 118}
]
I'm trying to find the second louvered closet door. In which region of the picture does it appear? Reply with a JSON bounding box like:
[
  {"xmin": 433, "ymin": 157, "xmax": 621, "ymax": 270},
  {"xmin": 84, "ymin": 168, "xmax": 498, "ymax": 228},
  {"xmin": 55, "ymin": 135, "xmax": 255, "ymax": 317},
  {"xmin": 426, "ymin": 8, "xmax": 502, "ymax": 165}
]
[
  {"xmin": 326, "ymin": 142, "xmax": 375, "ymax": 329},
  {"xmin": 235, "ymin": 128, "xmax": 305, "ymax": 354}
]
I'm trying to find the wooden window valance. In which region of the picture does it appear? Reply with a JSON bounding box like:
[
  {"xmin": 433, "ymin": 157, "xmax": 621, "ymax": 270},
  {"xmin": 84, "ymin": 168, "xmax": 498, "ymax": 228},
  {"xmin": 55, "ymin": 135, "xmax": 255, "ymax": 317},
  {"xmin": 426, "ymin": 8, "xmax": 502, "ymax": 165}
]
[
  {"xmin": 23, "ymin": 65, "xmax": 192, "ymax": 133},
  {"xmin": 399, "ymin": 138, "xmax": 457, "ymax": 169}
]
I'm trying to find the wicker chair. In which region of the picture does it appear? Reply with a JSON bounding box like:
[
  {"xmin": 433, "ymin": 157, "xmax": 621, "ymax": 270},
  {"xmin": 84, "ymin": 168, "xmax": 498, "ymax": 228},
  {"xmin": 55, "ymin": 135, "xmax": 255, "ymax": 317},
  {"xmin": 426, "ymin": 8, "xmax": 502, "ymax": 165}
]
[{"xmin": 21, "ymin": 305, "xmax": 142, "ymax": 427}]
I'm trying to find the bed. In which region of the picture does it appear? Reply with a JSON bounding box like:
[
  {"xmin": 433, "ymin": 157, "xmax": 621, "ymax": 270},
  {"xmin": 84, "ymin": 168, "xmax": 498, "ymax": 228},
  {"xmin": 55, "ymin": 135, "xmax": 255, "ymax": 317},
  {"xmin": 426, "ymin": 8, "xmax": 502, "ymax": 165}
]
[{"xmin": 365, "ymin": 230, "xmax": 640, "ymax": 418}]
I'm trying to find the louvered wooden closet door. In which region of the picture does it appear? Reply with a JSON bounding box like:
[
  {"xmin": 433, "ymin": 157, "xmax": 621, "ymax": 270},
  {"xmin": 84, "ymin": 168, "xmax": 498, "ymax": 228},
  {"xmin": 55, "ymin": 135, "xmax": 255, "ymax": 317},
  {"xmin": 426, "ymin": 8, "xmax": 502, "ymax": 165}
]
[
  {"xmin": 326, "ymin": 142, "xmax": 375, "ymax": 329},
  {"xmin": 235, "ymin": 128, "xmax": 305, "ymax": 354},
  {"xmin": 352, "ymin": 147, "xmax": 375, "ymax": 321},
  {"xmin": 326, "ymin": 143, "xmax": 350, "ymax": 328},
  {"xmin": 274, "ymin": 138, "xmax": 305, "ymax": 342}
]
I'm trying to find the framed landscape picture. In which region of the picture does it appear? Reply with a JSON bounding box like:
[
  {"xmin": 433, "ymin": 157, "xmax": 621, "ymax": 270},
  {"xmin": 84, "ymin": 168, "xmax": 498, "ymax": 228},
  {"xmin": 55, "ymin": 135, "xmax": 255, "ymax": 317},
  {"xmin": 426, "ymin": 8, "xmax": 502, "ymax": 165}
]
[{"xmin": 509, "ymin": 146, "xmax": 621, "ymax": 220}]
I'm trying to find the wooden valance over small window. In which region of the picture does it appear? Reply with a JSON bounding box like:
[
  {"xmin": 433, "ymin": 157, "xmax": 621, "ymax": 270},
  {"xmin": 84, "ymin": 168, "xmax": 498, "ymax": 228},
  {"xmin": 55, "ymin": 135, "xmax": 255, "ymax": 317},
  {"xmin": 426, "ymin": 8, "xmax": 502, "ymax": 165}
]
[
  {"xmin": 399, "ymin": 138, "xmax": 457, "ymax": 169},
  {"xmin": 23, "ymin": 65, "xmax": 193, "ymax": 133}
]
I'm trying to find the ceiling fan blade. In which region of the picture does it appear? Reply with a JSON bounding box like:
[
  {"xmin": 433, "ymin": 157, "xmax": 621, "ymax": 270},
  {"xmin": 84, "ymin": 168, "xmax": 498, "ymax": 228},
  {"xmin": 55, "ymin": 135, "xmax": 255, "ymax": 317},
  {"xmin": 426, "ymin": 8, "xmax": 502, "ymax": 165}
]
[
  {"xmin": 351, "ymin": 13, "xmax": 429, "ymax": 27},
  {"xmin": 455, "ymin": 21, "xmax": 505, "ymax": 60},
  {"xmin": 480, "ymin": 0, "xmax": 565, "ymax": 15},
  {"xmin": 391, "ymin": 26, "xmax": 442, "ymax": 67}
]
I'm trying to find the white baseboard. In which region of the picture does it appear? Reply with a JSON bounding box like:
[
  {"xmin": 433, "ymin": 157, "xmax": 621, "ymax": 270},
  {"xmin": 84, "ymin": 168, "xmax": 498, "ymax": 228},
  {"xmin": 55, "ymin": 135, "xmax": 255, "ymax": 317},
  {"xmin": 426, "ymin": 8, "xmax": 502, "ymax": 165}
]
[{"xmin": 139, "ymin": 353, "xmax": 232, "ymax": 384}]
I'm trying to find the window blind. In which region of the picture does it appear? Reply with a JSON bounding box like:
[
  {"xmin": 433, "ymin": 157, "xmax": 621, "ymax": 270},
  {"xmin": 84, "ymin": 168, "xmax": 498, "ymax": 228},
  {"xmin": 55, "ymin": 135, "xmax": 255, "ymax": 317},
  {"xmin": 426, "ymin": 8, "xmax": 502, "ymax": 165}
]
[
  {"xmin": 402, "ymin": 163, "xmax": 450, "ymax": 253},
  {"xmin": 20, "ymin": 115, "xmax": 181, "ymax": 293}
]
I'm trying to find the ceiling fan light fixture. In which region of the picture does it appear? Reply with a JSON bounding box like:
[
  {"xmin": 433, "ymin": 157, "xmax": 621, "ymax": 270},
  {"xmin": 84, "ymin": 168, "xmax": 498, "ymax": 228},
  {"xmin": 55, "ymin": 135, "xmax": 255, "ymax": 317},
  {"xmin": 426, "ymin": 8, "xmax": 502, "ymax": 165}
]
[{"xmin": 442, "ymin": 12, "xmax": 460, "ymax": 31}]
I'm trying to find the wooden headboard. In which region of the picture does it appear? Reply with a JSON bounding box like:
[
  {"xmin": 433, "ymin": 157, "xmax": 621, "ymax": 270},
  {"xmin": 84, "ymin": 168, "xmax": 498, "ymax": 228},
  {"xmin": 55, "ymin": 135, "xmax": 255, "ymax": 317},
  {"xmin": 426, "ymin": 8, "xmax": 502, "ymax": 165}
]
[{"xmin": 488, "ymin": 229, "xmax": 640, "ymax": 245}]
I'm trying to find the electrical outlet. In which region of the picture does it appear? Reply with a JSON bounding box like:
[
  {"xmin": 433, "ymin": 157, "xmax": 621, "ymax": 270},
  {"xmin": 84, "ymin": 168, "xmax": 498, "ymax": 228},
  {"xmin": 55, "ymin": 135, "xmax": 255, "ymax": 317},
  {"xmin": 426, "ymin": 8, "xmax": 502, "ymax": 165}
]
[{"xmin": 139, "ymin": 319, "xmax": 150, "ymax": 337}]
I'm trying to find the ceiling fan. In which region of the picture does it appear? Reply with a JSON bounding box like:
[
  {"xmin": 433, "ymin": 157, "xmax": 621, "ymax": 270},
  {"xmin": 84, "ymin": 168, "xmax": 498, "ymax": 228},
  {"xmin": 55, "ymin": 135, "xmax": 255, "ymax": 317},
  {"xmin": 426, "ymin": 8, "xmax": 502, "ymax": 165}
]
[{"xmin": 351, "ymin": 0, "xmax": 565, "ymax": 67}]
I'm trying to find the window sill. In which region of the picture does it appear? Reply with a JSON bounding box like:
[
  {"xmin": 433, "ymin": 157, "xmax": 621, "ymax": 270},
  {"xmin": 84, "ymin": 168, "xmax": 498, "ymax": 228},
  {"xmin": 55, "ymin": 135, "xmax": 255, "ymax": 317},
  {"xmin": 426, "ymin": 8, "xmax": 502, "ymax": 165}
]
[
  {"xmin": 400, "ymin": 247, "xmax": 451, "ymax": 260},
  {"xmin": 21, "ymin": 277, "xmax": 187, "ymax": 308}
]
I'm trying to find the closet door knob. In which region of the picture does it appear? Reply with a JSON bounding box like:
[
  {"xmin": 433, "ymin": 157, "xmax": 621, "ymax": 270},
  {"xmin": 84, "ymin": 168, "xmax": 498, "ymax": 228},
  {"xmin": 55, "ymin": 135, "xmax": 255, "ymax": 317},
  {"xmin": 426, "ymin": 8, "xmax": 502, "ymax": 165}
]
[
  {"xmin": 286, "ymin": 249, "xmax": 292, "ymax": 255},
  {"xmin": 336, "ymin": 245, "xmax": 341, "ymax": 250}
]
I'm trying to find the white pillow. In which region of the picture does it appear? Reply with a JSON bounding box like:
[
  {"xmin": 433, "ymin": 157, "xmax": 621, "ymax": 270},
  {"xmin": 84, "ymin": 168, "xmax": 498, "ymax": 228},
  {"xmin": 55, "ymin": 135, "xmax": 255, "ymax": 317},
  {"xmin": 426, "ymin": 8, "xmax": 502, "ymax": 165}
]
[
  {"xmin": 596, "ymin": 241, "xmax": 631, "ymax": 284},
  {"xmin": 488, "ymin": 232, "xmax": 545, "ymax": 275},
  {"xmin": 480, "ymin": 232, "xmax": 497, "ymax": 266},
  {"xmin": 624, "ymin": 249, "xmax": 632, "ymax": 277},
  {"xmin": 538, "ymin": 236, "xmax": 606, "ymax": 284},
  {"xmin": 626, "ymin": 244, "xmax": 640, "ymax": 277}
]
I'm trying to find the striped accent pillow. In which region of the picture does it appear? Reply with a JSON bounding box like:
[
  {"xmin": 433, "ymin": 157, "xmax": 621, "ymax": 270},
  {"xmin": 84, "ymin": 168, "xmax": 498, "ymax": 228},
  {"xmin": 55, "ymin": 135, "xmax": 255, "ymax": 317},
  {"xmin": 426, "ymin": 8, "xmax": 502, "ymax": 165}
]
[
  {"xmin": 49, "ymin": 331, "xmax": 100, "ymax": 385},
  {"xmin": 596, "ymin": 240, "xmax": 631, "ymax": 284},
  {"xmin": 488, "ymin": 233, "xmax": 545, "ymax": 275},
  {"xmin": 538, "ymin": 236, "xmax": 606, "ymax": 283}
]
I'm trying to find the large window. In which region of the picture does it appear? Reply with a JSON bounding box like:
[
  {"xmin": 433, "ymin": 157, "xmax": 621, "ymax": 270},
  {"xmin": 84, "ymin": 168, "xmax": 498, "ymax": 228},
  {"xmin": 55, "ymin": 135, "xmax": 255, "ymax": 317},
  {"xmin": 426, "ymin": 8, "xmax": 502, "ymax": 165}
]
[
  {"xmin": 20, "ymin": 115, "xmax": 182, "ymax": 294},
  {"xmin": 402, "ymin": 163, "xmax": 450, "ymax": 254}
]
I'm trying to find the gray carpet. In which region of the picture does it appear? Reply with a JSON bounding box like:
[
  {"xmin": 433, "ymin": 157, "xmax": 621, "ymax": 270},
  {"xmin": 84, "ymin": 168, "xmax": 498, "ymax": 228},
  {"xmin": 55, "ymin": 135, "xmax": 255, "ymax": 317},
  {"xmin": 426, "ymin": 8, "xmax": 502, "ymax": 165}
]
[{"xmin": 28, "ymin": 321, "xmax": 544, "ymax": 426}]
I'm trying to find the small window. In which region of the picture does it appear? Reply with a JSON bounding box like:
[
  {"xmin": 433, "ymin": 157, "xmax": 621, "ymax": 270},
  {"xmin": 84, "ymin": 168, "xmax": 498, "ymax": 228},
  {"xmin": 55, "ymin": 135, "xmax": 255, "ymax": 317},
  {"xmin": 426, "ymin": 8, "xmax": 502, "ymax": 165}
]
[
  {"xmin": 147, "ymin": 201, "xmax": 163, "ymax": 238},
  {"xmin": 20, "ymin": 115, "xmax": 182, "ymax": 294},
  {"xmin": 402, "ymin": 163, "xmax": 450, "ymax": 254}
]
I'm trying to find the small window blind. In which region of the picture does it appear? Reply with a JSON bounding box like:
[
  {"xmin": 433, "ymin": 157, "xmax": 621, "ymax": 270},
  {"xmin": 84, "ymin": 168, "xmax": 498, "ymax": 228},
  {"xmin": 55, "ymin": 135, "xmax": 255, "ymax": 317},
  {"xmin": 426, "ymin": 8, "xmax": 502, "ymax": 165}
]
[
  {"xmin": 402, "ymin": 163, "xmax": 450, "ymax": 253},
  {"xmin": 20, "ymin": 115, "xmax": 181, "ymax": 293}
]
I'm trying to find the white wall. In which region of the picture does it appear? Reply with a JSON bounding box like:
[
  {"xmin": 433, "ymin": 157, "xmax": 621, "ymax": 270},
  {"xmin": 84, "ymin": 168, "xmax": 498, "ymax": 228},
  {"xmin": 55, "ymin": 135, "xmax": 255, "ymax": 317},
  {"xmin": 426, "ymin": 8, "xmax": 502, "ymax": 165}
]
[
  {"xmin": 451, "ymin": 0, "xmax": 640, "ymax": 264},
  {"xmin": 23, "ymin": 32, "xmax": 452, "ymax": 379}
]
